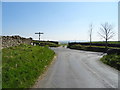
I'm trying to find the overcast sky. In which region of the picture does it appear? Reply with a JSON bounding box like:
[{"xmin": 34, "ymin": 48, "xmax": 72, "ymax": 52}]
[{"xmin": 2, "ymin": 2, "xmax": 118, "ymax": 41}]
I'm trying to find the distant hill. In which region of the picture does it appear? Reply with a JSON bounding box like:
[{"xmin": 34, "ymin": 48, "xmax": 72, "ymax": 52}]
[{"xmin": 58, "ymin": 40, "xmax": 88, "ymax": 44}]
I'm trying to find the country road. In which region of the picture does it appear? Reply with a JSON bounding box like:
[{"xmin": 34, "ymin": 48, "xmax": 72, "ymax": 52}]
[{"xmin": 33, "ymin": 47, "xmax": 118, "ymax": 88}]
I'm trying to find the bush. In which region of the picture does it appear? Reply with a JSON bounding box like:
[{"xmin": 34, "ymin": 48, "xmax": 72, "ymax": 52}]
[
  {"xmin": 100, "ymin": 54, "xmax": 120, "ymax": 70},
  {"xmin": 69, "ymin": 44, "xmax": 82, "ymax": 49},
  {"xmin": 32, "ymin": 41, "xmax": 59, "ymax": 47}
]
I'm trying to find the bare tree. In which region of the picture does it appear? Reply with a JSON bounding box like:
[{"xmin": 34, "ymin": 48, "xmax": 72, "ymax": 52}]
[
  {"xmin": 89, "ymin": 23, "xmax": 93, "ymax": 47},
  {"xmin": 98, "ymin": 22, "xmax": 114, "ymax": 50}
]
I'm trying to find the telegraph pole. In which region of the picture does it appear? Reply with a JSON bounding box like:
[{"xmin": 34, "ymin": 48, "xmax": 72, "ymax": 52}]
[{"xmin": 35, "ymin": 32, "xmax": 44, "ymax": 41}]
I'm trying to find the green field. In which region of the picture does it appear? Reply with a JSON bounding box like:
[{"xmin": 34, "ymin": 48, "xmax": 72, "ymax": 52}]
[
  {"xmin": 90, "ymin": 41, "xmax": 120, "ymax": 44},
  {"xmin": 68, "ymin": 41, "xmax": 120, "ymax": 51},
  {"xmin": 68, "ymin": 44, "xmax": 120, "ymax": 50},
  {"xmin": 2, "ymin": 44, "xmax": 55, "ymax": 88}
]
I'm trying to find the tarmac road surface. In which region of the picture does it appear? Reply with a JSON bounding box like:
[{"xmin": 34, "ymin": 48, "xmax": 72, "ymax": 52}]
[{"xmin": 33, "ymin": 47, "xmax": 118, "ymax": 88}]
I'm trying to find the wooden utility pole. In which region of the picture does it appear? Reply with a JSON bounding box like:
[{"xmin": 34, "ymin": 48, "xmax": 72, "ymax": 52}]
[{"xmin": 35, "ymin": 32, "xmax": 44, "ymax": 41}]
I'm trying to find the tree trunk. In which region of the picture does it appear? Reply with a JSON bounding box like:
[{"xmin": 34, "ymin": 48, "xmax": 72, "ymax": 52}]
[
  {"xmin": 90, "ymin": 36, "xmax": 91, "ymax": 47},
  {"xmin": 105, "ymin": 39, "xmax": 108, "ymax": 52}
]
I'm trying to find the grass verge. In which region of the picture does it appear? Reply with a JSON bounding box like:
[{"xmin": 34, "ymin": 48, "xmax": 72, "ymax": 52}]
[
  {"xmin": 100, "ymin": 54, "xmax": 120, "ymax": 71},
  {"xmin": 2, "ymin": 44, "xmax": 55, "ymax": 88}
]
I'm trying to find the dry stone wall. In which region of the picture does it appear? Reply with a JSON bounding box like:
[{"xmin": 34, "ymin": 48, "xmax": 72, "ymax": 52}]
[{"xmin": 2, "ymin": 35, "xmax": 32, "ymax": 48}]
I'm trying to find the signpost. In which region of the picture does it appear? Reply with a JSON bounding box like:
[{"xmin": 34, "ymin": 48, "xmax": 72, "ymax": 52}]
[{"xmin": 35, "ymin": 32, "xmax": 44, "ymax": 41}]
